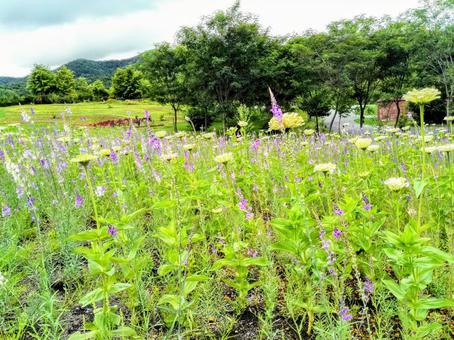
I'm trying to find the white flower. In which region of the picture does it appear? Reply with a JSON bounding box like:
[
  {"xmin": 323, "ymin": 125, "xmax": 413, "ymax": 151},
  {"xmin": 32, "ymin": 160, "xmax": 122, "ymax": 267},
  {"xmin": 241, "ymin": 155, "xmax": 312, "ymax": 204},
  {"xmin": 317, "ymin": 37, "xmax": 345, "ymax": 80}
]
[
  {"xmin": 0, "ymin": 272, "xmax": 6, "ymax": 287},
  {"xmin": 183, "ymin": 144, "xmax": 196, "ymax": 151},
  {"xmin": 155, "ymin": 131, "xmax": 167, "ymax": 138},
  {"xmin": 403, "ymin": 88, "xmax": 441, "ymax": 105},
  {"xmin": 314, "ymin": 163, "xmax": 336, "ymax": 174},
  {"xmin": 238, "ymin": 121, "xmax": 248, "ymax": 127},
  {"xmin": 162, "ymin": 153, "xmax": 178, "ymax": 161},
  {"xmin": 437, "ymin": 144, "xmax": 454, "ymax": 152},
  {"xmin": 384, "ymin": 177, "xmax": 409, "ymax": 191}
]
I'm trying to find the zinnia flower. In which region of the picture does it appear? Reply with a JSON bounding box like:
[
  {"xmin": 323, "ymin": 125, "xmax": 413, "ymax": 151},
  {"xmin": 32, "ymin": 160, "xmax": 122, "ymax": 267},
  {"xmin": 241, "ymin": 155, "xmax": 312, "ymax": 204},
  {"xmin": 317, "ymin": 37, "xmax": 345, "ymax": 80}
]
[
  {"xmin": 403, "ymin": 88, "xmax": 441, "ymax": 105},
  {"xmin": 384, "ymin": 177, "xmax": 409, "ymax": 191},
  {"xmin": 355, "ymin": 138, "xmax": 372, "ymax": 150},
  {"xmin": 214, "ymin": 152, "xmax": 233, "ymax": 164},
  {"xmin": 314, "ymin": 163, "xmax": 336, "ymax": 174},
  {"xmin": 70, "ymin": 154, "xmax": 97, "ymax": 166}
]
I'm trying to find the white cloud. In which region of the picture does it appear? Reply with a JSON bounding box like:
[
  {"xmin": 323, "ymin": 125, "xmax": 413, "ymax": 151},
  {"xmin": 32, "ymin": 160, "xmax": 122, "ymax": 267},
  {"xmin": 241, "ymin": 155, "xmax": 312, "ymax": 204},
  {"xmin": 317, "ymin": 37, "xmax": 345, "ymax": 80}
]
[{"xmin": 0, "ymin": 0, "xmax": 421, "ymax": 77}]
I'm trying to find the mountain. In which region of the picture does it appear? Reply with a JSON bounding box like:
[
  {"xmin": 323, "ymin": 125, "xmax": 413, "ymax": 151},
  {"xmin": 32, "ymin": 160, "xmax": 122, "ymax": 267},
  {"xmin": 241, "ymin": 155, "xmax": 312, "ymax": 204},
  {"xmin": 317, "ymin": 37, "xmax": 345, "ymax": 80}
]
[
  {"xmin": 62, "ymin": 56, "xmax": 139, "ymax": 84},
  {"xmin": 0, "ymin": 55, "xmax": 140, "ymax": 89}
]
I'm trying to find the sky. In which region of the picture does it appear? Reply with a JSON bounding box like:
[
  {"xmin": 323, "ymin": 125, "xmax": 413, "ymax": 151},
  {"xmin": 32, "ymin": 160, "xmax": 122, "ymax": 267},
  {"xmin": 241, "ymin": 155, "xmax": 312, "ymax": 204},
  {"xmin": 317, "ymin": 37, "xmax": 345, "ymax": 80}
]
[{"xmin": 0, "ymin": 0, "xmax": 422, "ymax": 77}]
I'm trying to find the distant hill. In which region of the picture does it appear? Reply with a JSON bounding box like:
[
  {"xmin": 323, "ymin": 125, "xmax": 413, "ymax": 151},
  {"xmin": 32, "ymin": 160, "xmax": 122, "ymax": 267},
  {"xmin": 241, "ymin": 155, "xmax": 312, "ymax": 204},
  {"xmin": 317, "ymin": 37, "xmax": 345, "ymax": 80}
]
[{"xmin": 0, "ymin": 55, "xmax": 140, "ymax": 89}]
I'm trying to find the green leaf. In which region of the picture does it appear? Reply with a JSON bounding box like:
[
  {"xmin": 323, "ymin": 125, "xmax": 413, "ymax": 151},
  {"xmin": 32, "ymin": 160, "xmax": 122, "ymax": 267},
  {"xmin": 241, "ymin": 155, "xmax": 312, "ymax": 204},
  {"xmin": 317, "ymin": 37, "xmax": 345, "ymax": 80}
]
[
  {"xmin": 79, "ymin": 288, "xmax": 104, "ymax": 306},
  {"xmin": 417, "ymin": 297, "xmax": 454, "ymax": 310},
  {"xmin": 413, "ymin": 179, "xmax": 428, "ymax": 199},
  {"xmin": 158, "ymin": 294, "xmax": 181, "ymax": 310},
  {"xmin": 421, "ymin": 246, "xmax": 454, "ymax": 264},
  {"xmin": 111, "ymin": 326, "xmax": 136, "ymax": 336},
  {"xmin": 68, "ymin": 331, "xmax": 98, "ymax": 340},
  {"xmin": 382, "ymin": 279, "xmax": 406, "ymax": 300},
  {"xmin": 110, "ymin": 283, "xmax": 131, "ymax": 294},
  {"xmin": 69, "ymin": 229, "xmax": 107, "ymax": 242},
  {"xmin": 158, "ymin": 264, "xmax": 176, "ymax": 276},
  {"xmin": 186, "ymin": 274, "xmax": 210, "ymax": 282}
]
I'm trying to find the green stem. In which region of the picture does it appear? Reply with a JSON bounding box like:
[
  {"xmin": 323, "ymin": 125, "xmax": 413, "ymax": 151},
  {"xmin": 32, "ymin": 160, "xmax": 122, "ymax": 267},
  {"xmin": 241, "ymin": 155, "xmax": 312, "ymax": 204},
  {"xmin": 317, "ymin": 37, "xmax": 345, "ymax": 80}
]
[{"xmin": 84, "ymin": 165, "xmax": 99, "ymax": 230}]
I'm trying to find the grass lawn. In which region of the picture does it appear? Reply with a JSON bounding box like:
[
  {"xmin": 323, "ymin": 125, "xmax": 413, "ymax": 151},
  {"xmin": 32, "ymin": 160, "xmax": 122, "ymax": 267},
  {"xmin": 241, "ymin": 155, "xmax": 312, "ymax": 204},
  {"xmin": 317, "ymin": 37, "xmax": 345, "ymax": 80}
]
[{"xmin": 0, "ymin": 100, "xmax": 191, "ymax": 131}]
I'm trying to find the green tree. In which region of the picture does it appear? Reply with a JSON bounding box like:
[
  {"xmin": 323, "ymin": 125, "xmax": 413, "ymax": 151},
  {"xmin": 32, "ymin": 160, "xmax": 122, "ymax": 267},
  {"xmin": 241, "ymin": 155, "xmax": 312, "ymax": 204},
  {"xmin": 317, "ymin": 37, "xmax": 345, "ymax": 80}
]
[
  {"xmin": 90, "ymin": 80, "xmax": 109, "ymax": 101},
  {"xmin": 111, "ymin": 68, "xmax": 143, "ymax": 100},
  {"xmin": 139, "ymin": 43, "xmax": 188, "ymax": 132},
  {"xmin": 178, "ymin": 1, "xmax": 274, "ymax": 130},
  {"xmin": 75, "ymin": 77, "xmax": 93, "ymax": 102},
  {"xmin": 56, "ymin": 66, "xmax": 76, "ymax": 101},
  {"xmin": 27, "ymin": 65, "xmax": 56, "ymax": 103}
]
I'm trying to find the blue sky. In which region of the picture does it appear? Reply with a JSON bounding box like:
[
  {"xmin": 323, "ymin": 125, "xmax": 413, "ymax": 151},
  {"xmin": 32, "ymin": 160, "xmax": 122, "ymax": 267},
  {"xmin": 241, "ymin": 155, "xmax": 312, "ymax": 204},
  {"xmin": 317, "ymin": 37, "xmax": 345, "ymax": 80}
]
[{"xmin": 0, "ymin": 0, "xmax": 421, "ymax": 77}]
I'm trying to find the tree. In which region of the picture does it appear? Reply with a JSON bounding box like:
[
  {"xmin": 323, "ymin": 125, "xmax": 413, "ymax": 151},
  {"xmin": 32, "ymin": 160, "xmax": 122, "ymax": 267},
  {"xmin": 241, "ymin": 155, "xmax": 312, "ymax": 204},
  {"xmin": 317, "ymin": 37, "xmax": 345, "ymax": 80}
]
[
  {"xmin": 27, "ymin": 65, "xmax": 56, "ymax": 103},
  {"xmin": 376, "ymin": 21, "xmax": 414, "ymax": 126},
  {"xmin": 178, "ymin": 1, "xmax": 274, "ymax": 130},
  {"xmin": 75, "ymin": 77, "xmax": 93, "ymax": 102},
  {"xmin": 328, "ymin": 17, "xmax": 383, "ymax": 128},
  {"xmin": 139, "ymin": 43, "xmax": 188, "ymax": 132},
  {"xmin": 111, "ymin": 68, "xmax": 143, "ymax": 100},
  {"xmin": 55, "ymin": 66, "xmax": 76, "ymax": 101},
  {"xmin": 90, "ymin": 80, "xmax": 109, "ymax": 101}
]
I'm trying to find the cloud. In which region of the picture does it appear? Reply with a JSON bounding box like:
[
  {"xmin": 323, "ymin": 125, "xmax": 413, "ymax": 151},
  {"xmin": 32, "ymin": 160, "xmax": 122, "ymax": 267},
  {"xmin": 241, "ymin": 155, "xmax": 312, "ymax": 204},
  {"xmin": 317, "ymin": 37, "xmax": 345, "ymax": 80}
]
[
  {"xmin": 0, "ymin": 0, "xmax": 161, "ymax": 28},
  {"xmin": 0, "ymin": 0, "xmax": 421, "ymax": 77}
]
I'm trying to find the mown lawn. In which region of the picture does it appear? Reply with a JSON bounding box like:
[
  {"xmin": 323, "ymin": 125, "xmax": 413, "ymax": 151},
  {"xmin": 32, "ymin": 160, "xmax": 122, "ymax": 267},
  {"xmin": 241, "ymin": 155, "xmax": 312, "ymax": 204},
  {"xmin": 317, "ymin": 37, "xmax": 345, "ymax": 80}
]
[{"xmin": 0, "ymin": 100, "xmax": 190, "ymax": 131}]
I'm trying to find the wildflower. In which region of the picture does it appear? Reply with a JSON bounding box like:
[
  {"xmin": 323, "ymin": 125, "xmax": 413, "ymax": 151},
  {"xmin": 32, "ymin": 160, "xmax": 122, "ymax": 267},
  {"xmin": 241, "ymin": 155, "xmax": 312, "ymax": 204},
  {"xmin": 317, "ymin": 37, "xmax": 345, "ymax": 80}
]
[
  {"xmin": 314, "ymin": 163, "xmax": 336, "ymax": 174},
  {"xmin": 144, "ymin": 110, "xmax": 150, "ymax": 120},
  {"xmin": 250, "ymin": 139, "xmax": 260, "ymax": 151},
  {"xmin": 155, "ymin": 131, "xmax": 167, "ymax": 138},
  {"xmin": 75, "ymin": 194, "xmax": 84, "ymax": 208},
  {"xmin": 95, "ymin": 186, "xmax": 106, "ymax": 197},
  {"xmin": 183, "ymin": 144, "xmax": 196, "ymax": 151},
  {"xmin": 214, "ymin": 152, "xmax": 233, "ymax": 164},
  {"xmin": 362, "ymin": 192, "xmax": 372, "ymax": 211},
  {"xmin": 304, "ymin": 129, "xmax": 315, "ymax": 136},
  {"xmin": 443, "ymin": 116, "xmax": 454, "ymax": 122},
  {"xmin": 437, "ymin": 144, "xmax": 454, "ymax": 152},
  {"xmin": 339, "ymin": 307, "xmax": 353, "ymax": 321},
  {"xmin": 355, "ymin": 138, "xmax": 372, "ymax": 150},
  {"xmin": 108, "ymin": 225, "xmax": 118, "ymax": 237},
  {"xmin": 247, "ymin": 248, "xmax": 258, "ymax": 258},
  {"xmin": 422, "ymin": 146, "xmax": 437, "ymax": 153},
  {"xmin": 364, "ymin": 278, "xmax": 374, "ymax": 295},
  {"xmin": 2, "ymin": 205, "xmax": 11, "ymax": 218},
  {"xmin": 384, "ymin": 177, "xmax": 409, "ymax": 191},
  {"xmin": 403, "ymin": 88, "xmax": 441, "ymax": 105},
  {"xmin": 212, "ymin": 208, "xmax": 223, "ymax": 214},
  {"xmin": 162, "ymin": 153, "xmax": 178, "ymax": 161},
  {"xmin": 333, "ymin": 205, "xmax": 344, "ymax": 216},
  {"xmin": 238, "ymin": 120, "xmax": 248, "ymax": 127},
  {"xmin": 268, "ymin": 87, "xmax": 283, "ymax": 122},
  {"xmin": 268, "ymin": 112, "xmax": 304, "ymax": 131},
  {"xmin": 99, "ymin": 148, "xmax": 111, "ymax": 157},
  {"xmin": 0, "ymin": 272, "xmax": 6, "ymax": 287},
  {"xmin": 333, "ymin": 228, "xmax": 342, "ymax": 239},
  {"xmin": 367, "ymin": 144, "xmax": 379, "ymax": 152},
  {"xmin": 70, "ymin": 154, "xmax": 97, "ymax": 166},
  {"xmin": 202, "ymin": 132, "xmax": 216, "ymax": 140}
]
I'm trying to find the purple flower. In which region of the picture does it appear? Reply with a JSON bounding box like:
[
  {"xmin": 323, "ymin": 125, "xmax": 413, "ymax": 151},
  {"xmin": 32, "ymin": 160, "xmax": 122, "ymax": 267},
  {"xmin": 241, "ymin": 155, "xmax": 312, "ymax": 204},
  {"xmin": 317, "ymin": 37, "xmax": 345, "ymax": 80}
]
[
  {"xmin": 247, "ymin": 248, "xmax": 258, "ymax": 258},
  {"xmin": 333, "ymin": 228, "xmax": 342, "ymax": 239},
  {"xmin": 364, "ymin": 279, "xmax": 374, "ymax": 295},
  {"xmin": 108, "ymin": 225, "xmax": 118, "ymax": 237},
  {"xmin": 27, "ymin": 196, "xmax": 35, "ymax": 208},
  {"xmin": 322, "ymin": 239, "xmax": 331, "ymax": 250},
  {"xmin": 16, "ymin": 187, "xmax": 24, "ymax": 199},
  {"xmin": 2, "ymin": 205, "xmax": 11, "ymax": 218},
  {"xmin": 144, "ymin": 110, "xmax": 150, "ymax": 120},
  {"xmin": 75, "ymin": 194, "xmax": 84, "ymax": 208},
  {"xmin": 239, "ymin": 199, "xmax": 248, "ymax": 211},
  {"xmin": 250, "ymin": 139, "xmax": 260, "ymax": 152},
  {"xmin": 334, "ymin": 205, "xmax": 344, "ymax": 216},
  {"xmin": 339, "ymin": 307, "xmax": 353, "ymax": 321},
  {"xmin": 110, "ymin": 149, "xmax": 119, "ymax": 165},
  {"xmin": 268, "ymin": 87, "xmax": 283, "ymax": 122}
]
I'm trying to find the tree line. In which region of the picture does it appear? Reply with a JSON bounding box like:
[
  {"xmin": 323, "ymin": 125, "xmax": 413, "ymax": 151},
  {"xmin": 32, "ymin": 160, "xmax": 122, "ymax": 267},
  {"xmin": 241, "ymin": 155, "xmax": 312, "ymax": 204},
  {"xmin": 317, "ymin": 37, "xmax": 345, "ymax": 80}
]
[{"xmin": 2, "ymin": 0, "xmax": 453, "ymax": 131}]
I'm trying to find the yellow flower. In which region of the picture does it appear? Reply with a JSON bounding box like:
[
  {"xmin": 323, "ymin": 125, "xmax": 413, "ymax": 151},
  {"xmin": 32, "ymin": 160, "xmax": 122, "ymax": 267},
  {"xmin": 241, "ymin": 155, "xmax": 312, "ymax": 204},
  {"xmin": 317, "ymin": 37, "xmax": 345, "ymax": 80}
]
[
  {"xmin": 355, "ymin": 138, "xmax": 372, "ymax": 150},
  {"xmin": 70, "ymin": 154, "xmax": 98, "ymax": 166},
  {"xmin": 384, "ymin": 177, "xmax": 409, "ymax": 191},
  {"xmin": 421, "ymin": 146, "xmax": 437, "ymax": 153},
  {"xmin": 268, "ymin": 112, "xmax": 304, "ymax": 131},
  {"xmin": 155, "ymin": 131, "xmax": 167, "ymax": 138},
  {"xmin": 214, "ymin": 152, "xmax": 233, "ymax": 164},
  {"xmin": 268, "ymin": 117, "xmax": 283, "ymax": 131},
  {"xmin": 57, "ymin": 136, "xmax": 71, "ymax": 143},
  {"xmin": 314, "ymin": 163, "xmax": 336, "ymax": 174},
  {"xmin": 183, "ymin": 144, "xmax": 196, "ymax": 151},
  {"xmin": 162, "ymin": 153, "xmax": 178, "ymax": 161},
  {"xmin": 174, "ymin": 132, "xmax": 187, "ymax": 139},
  {"xmin": 443, "ymin": 116, "xmax": 454, "ymax": 122},
  {"xmin": 437, "ymin": 144, "xmax": 454, "ymax": 152},
  {"xmin": 304, "ymin": 129, "xmax": 315, "ymax": 136},
  {"xmin": 202, "ymin": 132, "xmax": 216, "ymax": 140},
  {"xmin": 99, "ymin": 149, "xmax": 111, "ymax": 157},
  {"xmin": 238, "ymin": 120, "xmax": 248, "ymax": 127},
  {"xmin": 367, "ymin": 144, "xmax": 380, "ymax": 152},
  {"xmin": 403, "ymin": 88, "xmax": 441, "ymax": 105}
]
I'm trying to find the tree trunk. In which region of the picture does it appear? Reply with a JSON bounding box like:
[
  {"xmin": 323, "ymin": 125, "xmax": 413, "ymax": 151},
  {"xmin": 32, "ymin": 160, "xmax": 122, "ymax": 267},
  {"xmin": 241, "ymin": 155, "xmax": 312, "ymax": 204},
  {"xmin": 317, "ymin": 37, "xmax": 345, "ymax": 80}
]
[
  {"xmin": 329, "ymin": 111, "xmax": 338, "ymax": 133},
  {"xmin": 172, "ymin": 105, "xmax": 178, "ymax": 132},
  {"xmin": 359, "ymin": 105, "xmax": 365, "ymax": 128},
  {"xmin": 394, "ymin": 100, "xmax": 401, "ymax": 128}
]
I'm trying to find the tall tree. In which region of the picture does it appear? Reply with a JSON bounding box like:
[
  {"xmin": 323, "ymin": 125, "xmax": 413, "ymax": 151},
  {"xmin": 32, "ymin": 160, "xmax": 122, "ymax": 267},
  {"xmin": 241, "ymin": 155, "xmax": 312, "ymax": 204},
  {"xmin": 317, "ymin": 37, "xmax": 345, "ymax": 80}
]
[
  {"xmin": 27, "ymin": 65, "xmax": 56, "ymax": 103},
  {"xmin": 177, "ymin": 1, "xmax": 273, "ymax": 131},
  {"xmin": 139, "ymin": 43, "xmax": 188, "ymax": 132},
  {"xmin": 75, "ymin": 77, "xmax": 93, "ymax": 101},
  {"xmin": 328, "ymin": 17, "xmax": 383, "ymax": 128},
  {"xmin": 55, "ymin": 66, "xmax": 75, "ymax": 99},
  {"xmin": 111, "ymin": 68, "xmax": 143, "ymax": 100},
  {"xmin": 90, "ymin": 80, "xmax": 109, "ymax": 101}
]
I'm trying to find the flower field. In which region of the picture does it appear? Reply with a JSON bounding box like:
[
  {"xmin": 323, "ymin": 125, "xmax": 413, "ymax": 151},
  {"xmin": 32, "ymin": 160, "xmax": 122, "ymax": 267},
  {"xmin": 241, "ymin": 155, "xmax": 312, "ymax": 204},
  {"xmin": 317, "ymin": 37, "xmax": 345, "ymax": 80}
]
[{"xmin": 0, "ymin": 110, "xmax": 453, "ymax": 338}]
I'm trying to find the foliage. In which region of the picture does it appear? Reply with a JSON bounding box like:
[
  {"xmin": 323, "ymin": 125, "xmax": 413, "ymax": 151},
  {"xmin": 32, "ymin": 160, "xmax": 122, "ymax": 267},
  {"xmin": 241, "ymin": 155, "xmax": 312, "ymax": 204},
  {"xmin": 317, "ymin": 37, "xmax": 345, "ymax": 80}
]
[{"xmin": 111, "ymin": 68, "xmax": 143, "ymax": 100}]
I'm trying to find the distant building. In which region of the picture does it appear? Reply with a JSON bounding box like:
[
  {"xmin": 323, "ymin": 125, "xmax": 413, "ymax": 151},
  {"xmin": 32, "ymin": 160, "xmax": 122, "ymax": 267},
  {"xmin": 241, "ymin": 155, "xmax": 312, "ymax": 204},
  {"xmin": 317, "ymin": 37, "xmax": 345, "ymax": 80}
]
[{"xmin": 377, "ymin": 99, "xmax": 408, "ymax": 121}]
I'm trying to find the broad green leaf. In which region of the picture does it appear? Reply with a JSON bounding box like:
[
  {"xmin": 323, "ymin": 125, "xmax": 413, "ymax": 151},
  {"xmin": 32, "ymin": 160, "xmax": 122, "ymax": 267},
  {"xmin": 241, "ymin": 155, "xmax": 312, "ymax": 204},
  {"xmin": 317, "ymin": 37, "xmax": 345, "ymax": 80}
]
[
  {"xmin": 382, "ymin": 279, "xmax": 406, "ymax": 300},
  {"xmin": 413, "ymin": 179, "xmax": 428, "ymax": 199},
  {"xmin": 68, "ymin": 331, "xmax": 98, "ymax": 340},
  {"xmin": 110, "ymin": 283, "xmax": 131, "ymax": 294},
  {"xmin": 79, "ymin": 288, "xmax": 104, "ymax": 306},
  {"xmin": 111, "ymin": 327, "xmax": 136, "ymax": 336}
]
